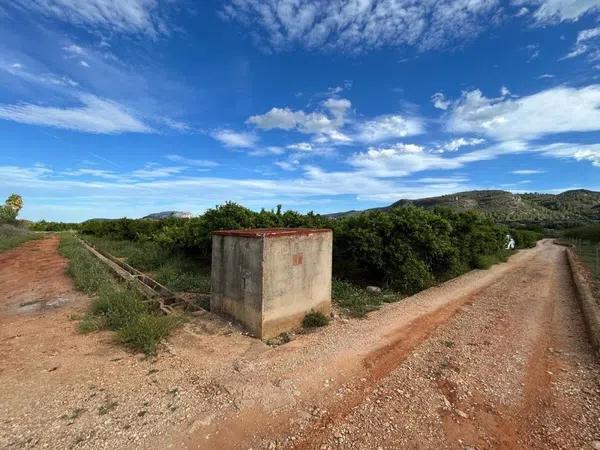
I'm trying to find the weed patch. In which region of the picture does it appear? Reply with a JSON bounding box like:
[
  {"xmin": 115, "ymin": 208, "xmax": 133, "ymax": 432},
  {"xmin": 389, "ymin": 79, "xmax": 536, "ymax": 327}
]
[
  {"xmin": 302, "ymin": 310, "xmax": 330, "ymax": 328},
  {"xmin": 332, "ymin": 279, "xmax": 394, "ymax": 317},
  {"xmin": 0, "ymin": 224, "xmax": 41, "ymax": 252},
  {"xmin": 118, "ymin": 314, "xmax": 182, "ymax": 356},
  {"xmin": 59, "ymin": 234, "xmax": 180, "ymax": 355}
]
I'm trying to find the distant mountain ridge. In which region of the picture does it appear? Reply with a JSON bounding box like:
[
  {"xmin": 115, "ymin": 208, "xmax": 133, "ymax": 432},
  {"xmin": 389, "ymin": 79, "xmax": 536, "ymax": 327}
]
[
  {"xmin": 142, "ymin": 211, "xmax": 193, "ymax": 220},
  {"xmin": 328, "ymin": 189, "xmax": 600, "ymax": 223}
]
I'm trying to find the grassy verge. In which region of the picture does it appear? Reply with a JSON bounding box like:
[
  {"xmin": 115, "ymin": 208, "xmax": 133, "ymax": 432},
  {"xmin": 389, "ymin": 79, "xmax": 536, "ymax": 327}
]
[
  {"xmin": 82, "ymin": 235, "xmax": 210, "ymax": 293},
  {"xmin": 59, "ymin": 234, "xmax": 181, "ymax": 355},
  {"xmin": 0, "ymin": 224, "xmax": 41, "ymax": 252}
]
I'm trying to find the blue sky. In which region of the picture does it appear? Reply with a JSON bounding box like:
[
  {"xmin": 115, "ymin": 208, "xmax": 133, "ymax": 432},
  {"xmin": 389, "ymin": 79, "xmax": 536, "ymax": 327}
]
[{"xmin": 1, "ymin": 0, "xmax": 599, "ymax": 222}]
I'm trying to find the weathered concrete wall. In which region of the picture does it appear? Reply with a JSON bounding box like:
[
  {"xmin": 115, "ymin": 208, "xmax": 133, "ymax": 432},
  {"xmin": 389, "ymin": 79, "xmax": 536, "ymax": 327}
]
[
  {"xmin": 261, "ymin": 233, "xmax": 332, "ymax": 338},
  {"xmin": 210, "ymin": 229, "xmax": 332, "ymax": 339},
  {"xmin": 210, "ymin": 234, "xmax": 264, "ymax": 336}
]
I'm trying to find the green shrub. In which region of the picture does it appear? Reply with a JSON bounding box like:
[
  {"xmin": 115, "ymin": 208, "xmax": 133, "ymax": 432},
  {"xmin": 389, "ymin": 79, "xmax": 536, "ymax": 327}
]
[
  {"xmin": 510, "ymin": 228, "xmax": 543, "ymax": 248},
  {"xmin": 302, "ymin": 310, "xmax": 330, "ymax": 328}
]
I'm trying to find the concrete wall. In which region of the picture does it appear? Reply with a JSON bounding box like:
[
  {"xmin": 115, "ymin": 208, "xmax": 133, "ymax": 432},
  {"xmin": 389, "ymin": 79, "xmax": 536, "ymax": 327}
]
[
  {"xmin": 210, "ymin": 234, "xmax": 264, "ymax": 336},
  {"xmin": 210, "ymin": 229, "xmax": 332, "ymax": 339},
  {"xmin": 261, "ymin": 233, "xmax": 332, "ymax": 338}
]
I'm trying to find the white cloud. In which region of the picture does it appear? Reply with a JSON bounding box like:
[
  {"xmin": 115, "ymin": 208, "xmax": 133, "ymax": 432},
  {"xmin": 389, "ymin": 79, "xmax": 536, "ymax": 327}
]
[
  {"xmin": 222, "ymin": 0, "xmax": 501, "ymax": 53},
  {"xmin": 563, "ymin": 26, "xmax": 600, "ymax": 60},
  {"xmin": 287, "ymin": 142, "xmax": 314, "ymax": 152},
  {"xmin": 0, "ymin": 94, "xmax": 152, "ymax": 134},
  {"xmin": 247, "ymin": 97, "xmax": 421, "ymax": 144},
  {"xmin": 166, "ymin": 154, "xmax": 219, "ymax": 167},
  {"xmin": 432, "ymin": 92, "xmax": 450, "ymax": 110},
  {"xmin": 80, "ymin": 60, "xmax": 90, "ymax": 68},
  {"xmin": 247, "ymin": 98, "xmax": 352, "ymax": 143},
  {"xmin": 16, "ymin": 0, "xmax": 169, "ymax": 36},
  {"xmin": 511, "ymin": 169, "xmax": 545, "ymax": 174},
  {"xmin": 348, "ymin": 142, "xmax": 460, "ymax": 177},
  {"xmin": 61, "ymin": 168, "xmax": 120, "ymax": 179},
  {"xmin": 5, "ymin": 141, "xmax": 600, "ymax": 221},
  {"xmin": 212, "ymin": 129, "xmax": 257, "ymax": 148},
  {"xmin": 131, "ymin": 165, "xmax": 187, "ymax": 179},
  {"xmin": 275, "ymin": 160, "xmax": 300, "ymax": 171},
  {"xmin": 538, "ymin": 142, "xmax": 600, "ymax": 166},
  {"xmin": 446, "ymin": 85, "xmax": 600, "ymax": 140},
  {"xmin": 436, "ymin": 137, "xmax": 486, "ymax": 152},
  {"xmin": 1, "ymin": 61, "xmax": 79, "ymax": 88},
  {"xmin": 355, "ymin": 114, "xmax": 424, "ymax": 143},
  {"xmin": 518, "ymin": 0, "xmax": 600, "ymax": 23},
  {"xmin": 162, "ymin": 117, "xmax": 191, "ymax": 132},
  {"xmin": 63, "ymin": 44, "xmax": 86, "ymax": 56}
]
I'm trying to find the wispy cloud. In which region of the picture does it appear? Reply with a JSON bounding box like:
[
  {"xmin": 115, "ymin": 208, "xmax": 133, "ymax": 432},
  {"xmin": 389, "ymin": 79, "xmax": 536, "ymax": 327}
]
[
  {"xmin": 0, "ymin": 94, "xmax": 152, "ymax": 134},
  {"xmin": 511, "ymin": 169, "xmax": 545, "ymax": 175},
  {"xmin": 212, "ymin": 129, "xmax": 257, "ymax": 148},
  {"xmin": 3, "ymin": 141, "xmax": 600, "ymax": 221},
  {"xmin": 562, "ymin": 26, "xmax": 600, "ymax": 60},
  {"xmin": 517, "ymin": 0, "xmax": 600, "ymax": 23},
  {"xmin": 13, "ymin": 0, "xmax": 170, "ymax": 37},
  {"xmin": 222, "ymin": 0, "xmax": 500, "ymax": 53},
  {"xmin": 166, "ymin": 154, "xmax": 219, "ymax": 167}
]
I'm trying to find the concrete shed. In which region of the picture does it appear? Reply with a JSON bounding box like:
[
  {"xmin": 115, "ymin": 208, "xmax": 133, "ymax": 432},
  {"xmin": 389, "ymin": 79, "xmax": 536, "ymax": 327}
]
[{"xmin": 210, "ymin": 228, "xmax": 332, "ymax": 339}]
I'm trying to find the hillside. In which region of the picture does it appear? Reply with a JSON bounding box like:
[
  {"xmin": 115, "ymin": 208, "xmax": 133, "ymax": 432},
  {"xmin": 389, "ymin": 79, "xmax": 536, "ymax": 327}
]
[
  {"xmin": 142, "ymin": 211, "xmax": 193, "ymax": 220},
  {"xmin": 330, "ymin": 189, "xmax": 600, "ymax": 224}
]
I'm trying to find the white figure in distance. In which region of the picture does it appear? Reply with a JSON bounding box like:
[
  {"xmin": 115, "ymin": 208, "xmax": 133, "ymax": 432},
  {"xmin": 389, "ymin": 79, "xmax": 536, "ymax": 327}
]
[{"xmin": 505, "ymin": 234, "xmax": 516, "ymax": 250}]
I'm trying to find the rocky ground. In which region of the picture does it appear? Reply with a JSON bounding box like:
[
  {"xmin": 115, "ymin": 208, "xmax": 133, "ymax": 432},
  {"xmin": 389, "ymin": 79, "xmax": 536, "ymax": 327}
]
[{"xmin": 0, "ymin": 237, "xmax": 599, "ymax": 449}]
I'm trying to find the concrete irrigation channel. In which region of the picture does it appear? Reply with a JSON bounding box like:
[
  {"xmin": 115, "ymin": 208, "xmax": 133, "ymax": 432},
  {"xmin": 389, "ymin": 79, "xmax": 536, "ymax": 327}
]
[{"xmin": 76, "ymin": 236, "xmax": 205, "ymax": 314}]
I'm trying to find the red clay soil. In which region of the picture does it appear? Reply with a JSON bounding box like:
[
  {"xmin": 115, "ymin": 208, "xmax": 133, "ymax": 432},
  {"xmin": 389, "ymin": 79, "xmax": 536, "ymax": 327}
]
[{"xmin": 1, "ymin": 237, "xmax": 599, "ymax": 450}]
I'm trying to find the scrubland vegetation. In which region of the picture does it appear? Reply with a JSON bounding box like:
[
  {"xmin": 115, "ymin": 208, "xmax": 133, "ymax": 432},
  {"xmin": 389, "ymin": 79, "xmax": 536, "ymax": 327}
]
[{"xmin": 75, "ymin": 202, "xmax": 541, "ymax": 316}]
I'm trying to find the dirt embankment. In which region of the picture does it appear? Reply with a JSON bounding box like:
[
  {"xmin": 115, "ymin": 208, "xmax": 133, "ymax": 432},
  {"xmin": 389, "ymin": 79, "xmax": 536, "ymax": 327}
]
[{"xmin": 1, "ymin": 238, "xmax": 599, "ymax": 450}]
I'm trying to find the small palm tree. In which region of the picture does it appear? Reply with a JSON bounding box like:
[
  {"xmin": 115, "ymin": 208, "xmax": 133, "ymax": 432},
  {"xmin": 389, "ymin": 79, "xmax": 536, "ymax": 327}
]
[
  {"xmin": 6, "ymin": 194, "xmax": 23, "ymax": 213},
  {"xmin": 0, "ymin": 194, "xmax": 23, "ymax": 222}
]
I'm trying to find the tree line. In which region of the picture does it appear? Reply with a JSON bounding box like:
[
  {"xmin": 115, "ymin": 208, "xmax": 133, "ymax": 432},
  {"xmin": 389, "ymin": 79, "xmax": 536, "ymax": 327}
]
[{"xmin": 72, "ymin": 202, "xmax": 541, "ymax": 295}]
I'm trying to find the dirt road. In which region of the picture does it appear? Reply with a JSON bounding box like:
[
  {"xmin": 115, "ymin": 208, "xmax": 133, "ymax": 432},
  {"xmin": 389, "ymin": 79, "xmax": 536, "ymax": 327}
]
[{"xmin": 1, "ymin": 237, "xmax": 599, "ymax": 449}]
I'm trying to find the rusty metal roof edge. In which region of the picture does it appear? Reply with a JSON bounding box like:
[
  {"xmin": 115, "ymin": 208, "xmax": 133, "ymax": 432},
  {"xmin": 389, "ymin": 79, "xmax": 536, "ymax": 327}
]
[{"xmin": 212, "ymin": 228, "xmax": 332, "ymax": 238}]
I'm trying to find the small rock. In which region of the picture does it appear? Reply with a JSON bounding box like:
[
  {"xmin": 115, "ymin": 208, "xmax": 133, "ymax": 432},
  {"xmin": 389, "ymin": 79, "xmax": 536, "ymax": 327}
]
[
  {"xmin": 366, "ymin": 286, "xmax": 382, "ymax": 295},
  {"xmin": 455, "ymin": 409, "xmax": 468, "ymax": 419},
  {"xmin": 591, "ymin": 440, "xmax": 600, "ymax": 450}
]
